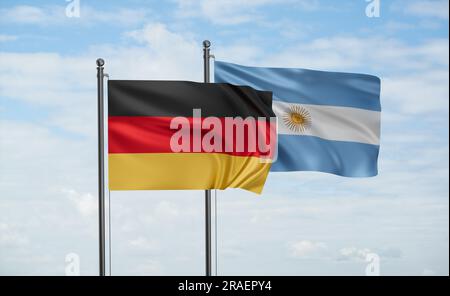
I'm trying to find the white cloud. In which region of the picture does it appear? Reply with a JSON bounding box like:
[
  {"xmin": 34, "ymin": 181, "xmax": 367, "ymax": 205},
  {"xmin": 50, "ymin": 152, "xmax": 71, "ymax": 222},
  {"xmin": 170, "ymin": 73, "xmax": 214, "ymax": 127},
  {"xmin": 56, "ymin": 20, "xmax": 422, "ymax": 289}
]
[
  {"xmin": 0, "ymin": 5, "xmax": 48, "ymax": 24},
  {"xmin": 0, "ymin": 4, "xmax": 151, "ymax": 26},
  {"xmin": 214, "ymin": 43, "xmax": 266, "ymax": 64},
  {"xmin": 382, "ymin": 70, "xmax": 449, "ymax": 114},
  {"xmin": 383, "ymin": 21, "xmax": 415, "ymax": 32},
  {"xmin": 0, "ymin": 223, "xmax": 29, "ymax": 247},
  {"xmin": 0, "ymin": 52, "xmax": 92, "ymax": 106},
  {"xmin": 0, "ymin": 34, "xmax": 18, "ymax": 42},
  {"xmin": 0, "ymin": 120, "xmax": 96, "ymax": 195},
  {"xmin": 63, "ymin": 188, "xmax": 97, "ymax": 217},
  {"xmin": 220, "ymin": 246, "xmax": 243, "ymax": 258},
  {"xmin": 0, "ymin": 22, "xmax": 203, "ymax": 136},
  {"xmin": 108, "ymin": 191, "xmax": 204, "ymax": 275},
  {"xmin": 132, "ymin": 259, "xmax": 163, "ymax": 275},
  {"xmin": 262, "ymin": 36, "xmax": 449, "ymax": 72},
  {"xmin": 154, "ymin": 201, "xmax": 180, "ymax": 218},
  {"xmin": 337, "ymin": 247, "xmax": 402, "ymax": 261},
  {"xmin": 81, "ymin": 6, "xmax": 151, "ymax": 26},
  {"xmin": 403, "ymin": 0, "xmax": 449, "ymax": 20},
  {"xmin": 294, "ymin": 0, "xmax": 320, "ymax": 11},
  {"xmin": 128, "ymin": 237, "xmax": 160, "ymax": 252},
  {"xmin": 175, "ymin": 0, "xmax": 272, "ymax": 25},
  {"xmin": 338, "ymin": 246, "xmax": 401, "ymax": 261},
  {"xmin": 125, "ymin": 22, "xmax": 197, "ymax": 56},
  {"xmin": 175, "ymin": 0, "xmax": 319, "ymax": 25},
  {"xmin": 338, "ymin": 247, "xmax": 372, "ymax": 261},
  {"xmin": 289, "ymin": 240, "xmax": 328, "ymax": 258}
]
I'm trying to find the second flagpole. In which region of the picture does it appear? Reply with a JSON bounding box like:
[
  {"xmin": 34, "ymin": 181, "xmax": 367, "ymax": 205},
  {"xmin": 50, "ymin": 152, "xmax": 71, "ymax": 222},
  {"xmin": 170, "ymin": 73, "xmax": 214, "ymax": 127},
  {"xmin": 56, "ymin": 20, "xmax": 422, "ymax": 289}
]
[{"xmin": 203, "ymin": 40, "xmax": 213, "ymax": 277}]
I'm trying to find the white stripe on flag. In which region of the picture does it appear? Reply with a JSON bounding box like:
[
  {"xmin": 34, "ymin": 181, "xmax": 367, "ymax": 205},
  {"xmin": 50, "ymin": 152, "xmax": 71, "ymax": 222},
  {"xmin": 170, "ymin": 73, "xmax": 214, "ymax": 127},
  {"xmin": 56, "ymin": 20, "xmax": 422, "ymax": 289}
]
[{"xmin": 274, "ymin": 101, "xmax": 380, "ymax": 145}]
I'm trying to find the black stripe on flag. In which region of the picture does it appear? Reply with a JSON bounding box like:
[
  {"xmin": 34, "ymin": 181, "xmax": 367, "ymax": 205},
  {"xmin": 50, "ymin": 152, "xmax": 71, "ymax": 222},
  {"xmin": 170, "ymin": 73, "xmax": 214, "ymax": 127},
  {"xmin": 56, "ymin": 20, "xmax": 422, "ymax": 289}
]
[{"xmin": 108, "ymin": 80, "xmax": 274, "ymax": 118}]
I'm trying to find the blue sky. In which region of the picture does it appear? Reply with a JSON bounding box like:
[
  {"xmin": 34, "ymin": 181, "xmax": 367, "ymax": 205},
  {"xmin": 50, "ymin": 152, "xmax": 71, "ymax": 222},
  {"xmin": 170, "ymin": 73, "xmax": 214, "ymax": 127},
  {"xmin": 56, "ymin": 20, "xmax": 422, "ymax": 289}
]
[{"xmin": 0, "ymin": 0, "xmax": 448, "ymax": 275}]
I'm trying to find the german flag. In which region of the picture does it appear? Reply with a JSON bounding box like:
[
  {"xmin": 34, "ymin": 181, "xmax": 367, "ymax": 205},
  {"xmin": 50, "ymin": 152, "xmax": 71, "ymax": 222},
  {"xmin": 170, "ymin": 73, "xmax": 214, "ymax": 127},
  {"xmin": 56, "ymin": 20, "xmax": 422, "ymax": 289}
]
[{"xmin": 108, "ymin": 80, "xmax": 276, "ymax": 194}]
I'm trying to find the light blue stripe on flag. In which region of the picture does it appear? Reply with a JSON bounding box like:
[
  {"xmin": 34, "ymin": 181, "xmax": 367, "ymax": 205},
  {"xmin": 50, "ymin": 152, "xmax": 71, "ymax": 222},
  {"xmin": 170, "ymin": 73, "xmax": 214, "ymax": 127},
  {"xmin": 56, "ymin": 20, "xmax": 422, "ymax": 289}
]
[
  {"xmin": 214, "ymin": 61, "xmax": 381, "ymax": 111},
  {"xmin": 214, "ymin": 60, "xmax": 381, "ymax": 177},
  {"xmin": 274, "ymin": 135, "xmax": 379, "ymax": 176}
]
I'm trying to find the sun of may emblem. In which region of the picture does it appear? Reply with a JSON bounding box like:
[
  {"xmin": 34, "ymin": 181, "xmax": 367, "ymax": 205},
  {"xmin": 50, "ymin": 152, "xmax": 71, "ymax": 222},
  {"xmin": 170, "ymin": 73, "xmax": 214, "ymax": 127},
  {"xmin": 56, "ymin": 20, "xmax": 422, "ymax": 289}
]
[{"xmin": 283, "ymin": 104, "xmax": 312, "ymax": 133}]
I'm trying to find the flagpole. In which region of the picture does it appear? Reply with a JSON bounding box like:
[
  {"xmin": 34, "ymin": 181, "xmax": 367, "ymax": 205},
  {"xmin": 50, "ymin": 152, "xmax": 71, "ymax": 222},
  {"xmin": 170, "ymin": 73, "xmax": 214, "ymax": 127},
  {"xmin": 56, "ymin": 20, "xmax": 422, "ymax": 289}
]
[
  {"xmin": 96, "ymin": 58, "xmax": 106, "ymax": 276},
  {"xmin": 203, "ymin": 40, "xmax": 213, "ymax": 277}
]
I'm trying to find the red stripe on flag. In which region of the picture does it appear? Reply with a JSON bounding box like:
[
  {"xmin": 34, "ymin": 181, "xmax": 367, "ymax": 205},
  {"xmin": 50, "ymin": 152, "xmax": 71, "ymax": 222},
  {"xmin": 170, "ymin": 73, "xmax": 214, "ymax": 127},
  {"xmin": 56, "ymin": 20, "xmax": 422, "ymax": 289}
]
[{"xmin": 108, "ymin": 116, "xmax": 276, "ymax": 157}]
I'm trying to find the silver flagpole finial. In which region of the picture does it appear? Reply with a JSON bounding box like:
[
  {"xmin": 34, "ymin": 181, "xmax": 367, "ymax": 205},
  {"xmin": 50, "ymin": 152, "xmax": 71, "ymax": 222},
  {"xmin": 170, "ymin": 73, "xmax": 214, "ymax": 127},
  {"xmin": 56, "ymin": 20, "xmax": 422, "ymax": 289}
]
[
  {"xmin": 96, "ymin": 58, "xmax": 105, "ymax": 67},
  {"xmin": 203, "ymin": 40, "xmax": 211, "ymax": 48}
]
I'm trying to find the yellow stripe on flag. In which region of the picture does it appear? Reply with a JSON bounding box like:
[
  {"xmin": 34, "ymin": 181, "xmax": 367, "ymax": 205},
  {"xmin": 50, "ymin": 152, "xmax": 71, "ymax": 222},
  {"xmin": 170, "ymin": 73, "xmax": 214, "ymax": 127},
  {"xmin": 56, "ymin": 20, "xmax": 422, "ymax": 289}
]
[{"xmin": 108, "ymin": 153, "xmax": 271, "ymax": 194}]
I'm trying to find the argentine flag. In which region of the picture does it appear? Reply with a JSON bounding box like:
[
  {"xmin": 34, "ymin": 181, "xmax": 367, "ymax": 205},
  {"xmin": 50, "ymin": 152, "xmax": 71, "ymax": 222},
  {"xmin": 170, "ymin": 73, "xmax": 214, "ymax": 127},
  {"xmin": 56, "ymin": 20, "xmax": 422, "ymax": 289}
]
[{"xmin": 214, "ymin": 61, "xmax": 381, "ymax": 177}]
